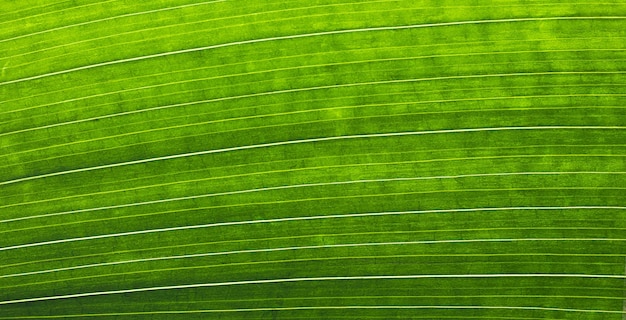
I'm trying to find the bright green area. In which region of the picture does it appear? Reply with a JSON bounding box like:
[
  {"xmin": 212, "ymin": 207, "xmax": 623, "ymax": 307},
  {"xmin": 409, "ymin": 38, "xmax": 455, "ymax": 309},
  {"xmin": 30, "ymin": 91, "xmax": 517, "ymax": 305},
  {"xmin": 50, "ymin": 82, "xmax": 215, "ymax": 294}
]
[{"xmin": 0, "ymin": 0, "xmax": 625, "ymax": 319}]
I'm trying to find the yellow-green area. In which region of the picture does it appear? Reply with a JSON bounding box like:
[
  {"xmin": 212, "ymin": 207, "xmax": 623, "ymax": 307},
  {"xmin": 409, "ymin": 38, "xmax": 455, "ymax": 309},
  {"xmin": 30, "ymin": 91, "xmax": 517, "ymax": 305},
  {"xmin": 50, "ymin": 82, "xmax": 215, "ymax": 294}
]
[{"xmin": 0, "ymin": 0, "xmax": 625, "ymax": 319}]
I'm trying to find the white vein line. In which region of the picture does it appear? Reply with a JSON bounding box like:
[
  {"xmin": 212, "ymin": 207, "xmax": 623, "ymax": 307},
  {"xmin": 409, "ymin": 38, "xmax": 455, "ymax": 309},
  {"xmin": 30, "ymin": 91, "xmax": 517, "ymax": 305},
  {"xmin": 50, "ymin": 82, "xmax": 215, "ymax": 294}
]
[
  {"xmin": 0, "ymin": 0, "xmax": 119, "ymax": 27},
  {"xmin": 3, "ymin": 154, "xmax": 621, "ymax": 210},
  {"xmin": 3, "ymin": 72, "xmax": 624, "ymax": 137},
  {"xmin": 5, "ymin": 257, "xmax": 626, "ymax": 295},
  {"xmin": 4, "ymin": 0, "xmax": 402, "ymax": 62},
  {"xmin": 1, "ymin": 206, "xmax": 624, "ymax": 251},
  {"xmin": 5, "ymin": 0, "xmax": 618, "ymax": 63},
  {"xmin": 0, "ymin": 0, "xmax": 227, "ymax": 44},
  {"xmin": 0, "ymin": 0, "xmax": 622, "ymax": 28},
  {"xmin": 1, "ymin": 16, "xmax": 625, "ymax": 87},
  {"xmin": 2, "ymin": 99, "xmax": 623, "ymax": 169},
  {"xmin": 1, "ymin": 274, "xmax": 625, "ymax": 306},
  {"xmin": 622, "ymin": 256, "xmax": 626, "ymax": 317},
  {"xmin": 4, "ymin": 48, "xmax": 621, "ymax": 123},
  {"xmin": 1, "ymin": 143, "xmax": 621, "ymax": 204},
  {"xmin": 2, "ymin": 41, "xmax": 622, "ymax": 113},
  {"xmin": 3, "ymin": 126, "xmax": 625, "ymax": 187},
  {"xmin": 11, "ymin": 16, "xmax": 626, "ymax": 74},
  {"xmin": 4, "ymin": 186, "xmax": 621, "ymax": 232},
  {"xmin": 4, "ymin": 104, "xmax": 622, "ymax": 166},
  {"xmin": 0, "ymin": 305, "xmax": 620, "ymax": 317},
  {"xmin": 3, "ymin": 171, "xmax": 623, "ymax": 224},
  {"xmin": 5, "ymin": 234, "xmax": 624, "ymax": 276},
  {"xmin": 1, "ymin": 148, "xmax": 615, "ymax": 204},
  {"xmin": 3, "ymin": 237, "xmax": 625, "ymax": 279}
]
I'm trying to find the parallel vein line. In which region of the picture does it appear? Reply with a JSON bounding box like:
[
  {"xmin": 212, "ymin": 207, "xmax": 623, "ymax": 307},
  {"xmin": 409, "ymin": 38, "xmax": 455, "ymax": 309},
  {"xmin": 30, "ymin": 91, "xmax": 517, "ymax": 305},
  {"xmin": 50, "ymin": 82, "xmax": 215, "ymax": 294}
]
[
  {"xmin": 0, "ymin": 0, "xmax": 227, "ymax": 44},
  {"xmin": 3, "ymin": 154, "xmax": 622, "ymax": 210},
  {"xmin": 2, "ymin": 126, "xmax": 624, "ymax": 186},
  {"xmin": 1, "ymin": 206, "xmax": 624, "ymax": 251},
  {"xmin": 3, "ymin": 238, "xmax": 625, "ymax": 279},
  {"xmin": 1, "ymin": 274, "xmax": 625, "ymax": 306},
  {"xmin": 2, "ymin": 16, "xmax": 625, "ymax": 87},
  {"xmin": 2, "ymin": 171, "xmax": 623, "ymax": 223},
  {"xmin": 4, "ymin": 48, "xmax": 622, "ymax": 122},
  {"xmin": 3, "ymin": 38, "xmax": 622, "ymax": 111}
]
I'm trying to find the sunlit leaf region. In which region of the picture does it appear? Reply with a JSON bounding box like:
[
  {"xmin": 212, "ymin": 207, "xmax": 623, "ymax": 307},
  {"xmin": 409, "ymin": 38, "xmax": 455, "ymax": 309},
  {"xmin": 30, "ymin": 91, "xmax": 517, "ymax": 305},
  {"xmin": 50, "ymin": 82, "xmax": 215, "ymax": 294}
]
[{"xmin": 1, "ymin": 1, "xmax": 625, "ymax": 319}]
